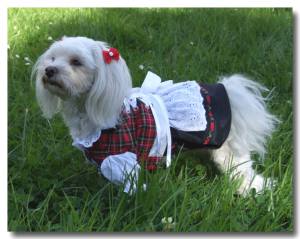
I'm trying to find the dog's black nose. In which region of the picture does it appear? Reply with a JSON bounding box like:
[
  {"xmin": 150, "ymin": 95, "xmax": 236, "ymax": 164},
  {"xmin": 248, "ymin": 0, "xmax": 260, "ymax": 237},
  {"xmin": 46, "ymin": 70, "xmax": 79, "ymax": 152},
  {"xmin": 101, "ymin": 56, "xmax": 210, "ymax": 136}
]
[{"xmin": 45, "ymin": 66, "xmax": 58, "ymax": 78}]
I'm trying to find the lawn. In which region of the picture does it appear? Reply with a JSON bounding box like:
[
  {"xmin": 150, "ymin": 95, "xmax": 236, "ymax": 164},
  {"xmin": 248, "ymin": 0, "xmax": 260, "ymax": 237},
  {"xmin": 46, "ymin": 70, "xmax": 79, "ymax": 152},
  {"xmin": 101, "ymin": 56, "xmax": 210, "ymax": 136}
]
[{"xmin": 8, "ymin": 8, "xmax": 293, "ymax": 232}]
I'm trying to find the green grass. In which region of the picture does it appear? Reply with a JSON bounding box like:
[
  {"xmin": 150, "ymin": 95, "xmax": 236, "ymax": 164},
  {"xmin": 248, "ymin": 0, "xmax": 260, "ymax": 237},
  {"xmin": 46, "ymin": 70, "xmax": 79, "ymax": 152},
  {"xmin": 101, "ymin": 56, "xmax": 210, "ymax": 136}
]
[{"xmin": 8, "ymin": 8, "xmax": 293, "ymax": 232}]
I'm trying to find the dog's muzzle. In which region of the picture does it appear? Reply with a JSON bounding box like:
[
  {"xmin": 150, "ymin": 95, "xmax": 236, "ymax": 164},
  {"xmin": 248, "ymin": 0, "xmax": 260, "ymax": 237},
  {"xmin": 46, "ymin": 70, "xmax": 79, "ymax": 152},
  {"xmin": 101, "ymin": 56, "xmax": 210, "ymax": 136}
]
[
  {"xmin": 42, "ymin": 76, "xmax": 64, "ymax": 90},
  {"xmin": 45, "ymin": 66, "xmax": 58, "ymax": 78},
  {"xmin": 42, "ymin": 66, "xmax": 64, "ymax": 90}
]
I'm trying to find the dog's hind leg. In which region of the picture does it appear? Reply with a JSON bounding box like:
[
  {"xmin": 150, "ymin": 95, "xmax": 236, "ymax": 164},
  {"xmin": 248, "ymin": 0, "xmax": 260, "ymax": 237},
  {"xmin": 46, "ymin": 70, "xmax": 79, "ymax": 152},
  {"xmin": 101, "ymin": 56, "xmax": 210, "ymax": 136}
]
[
  {"xmin": 212, "ymin": 142, "xmax": 273, "ymax": 196},
  {"xmin": 215, "ymin": 74, "xmax": 278, "ymax": 195}
]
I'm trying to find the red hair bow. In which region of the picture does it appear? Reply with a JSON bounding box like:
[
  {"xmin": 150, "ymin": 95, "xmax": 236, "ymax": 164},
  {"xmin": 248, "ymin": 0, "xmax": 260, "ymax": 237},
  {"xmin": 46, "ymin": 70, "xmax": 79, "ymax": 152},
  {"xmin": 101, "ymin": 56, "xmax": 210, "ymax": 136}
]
[{"xmin": 102, "ymin": 48, "xmax": 120, "ymax": 64}]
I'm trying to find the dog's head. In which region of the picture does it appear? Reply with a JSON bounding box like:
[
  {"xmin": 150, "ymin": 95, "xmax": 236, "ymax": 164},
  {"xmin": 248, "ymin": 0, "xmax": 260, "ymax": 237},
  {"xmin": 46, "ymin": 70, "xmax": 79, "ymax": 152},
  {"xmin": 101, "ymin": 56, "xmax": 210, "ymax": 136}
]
[{"xmin": 33, "ymin": 36, "xmax": 132, "ymax": 127}]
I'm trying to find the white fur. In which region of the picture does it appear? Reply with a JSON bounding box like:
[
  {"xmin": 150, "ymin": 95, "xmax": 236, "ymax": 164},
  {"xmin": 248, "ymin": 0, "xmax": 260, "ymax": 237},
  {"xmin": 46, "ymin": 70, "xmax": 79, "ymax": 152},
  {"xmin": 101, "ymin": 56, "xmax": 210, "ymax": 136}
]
[
  {"xmin": 34, "ymin": 36, "xmax": 278, "ymax": 195},
  {"xmin": 214, "ymin": 75, "xmax": 279, "ymax": 195},
  {"xmin": 33, "ymin": 54, "xmax": 62, "ymax": 118},
  {"xmin": 33, "ymin": 36, "xmax": 132, "ymax": 139}
]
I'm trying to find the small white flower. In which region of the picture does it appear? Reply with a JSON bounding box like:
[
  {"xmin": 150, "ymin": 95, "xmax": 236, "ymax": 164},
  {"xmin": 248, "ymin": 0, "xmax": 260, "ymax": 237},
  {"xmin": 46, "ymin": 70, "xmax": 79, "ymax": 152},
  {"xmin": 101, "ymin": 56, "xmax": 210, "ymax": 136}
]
[
  {"xmin": 13, "ymin": 26, "xmax": 17, "ymax": 30},
  {"xmin": 142, "ymin": 183, "xmax": 147, "ymax": 191},
  {"xmin": 190, "ymin": 41, "xmax": 194, "ymax": 45},
  {"xmin": 161, "ymin": 217, "xmax": 167, "ymax": 224},
  {"xmin": 139, "ymin": 64, "xmax": 144, "ymax": 70},
  {"xmin": 36, "ymin": 26, "xmax": 40, "ymax": 30},
  {"xmin": 24, "ymin": 57, "xmax": 30, "ymax": 62},
  {"xmin": 47, "ymin": 36, "xmax": 53, "ymax": 41},
  {"xmin": 25, "ymin": 62, "xmax": 31, "ymax": 66},
  {"xmin": 161, "ymin": 216, "xmax": 176, "ymax": 230},
  {"xmin": 15, "ymin": 54, "xmax": 20, "ymax": 58},
  {"xmin": 49, "ymin": 22, "xmax": 53, "ymax": 25}
]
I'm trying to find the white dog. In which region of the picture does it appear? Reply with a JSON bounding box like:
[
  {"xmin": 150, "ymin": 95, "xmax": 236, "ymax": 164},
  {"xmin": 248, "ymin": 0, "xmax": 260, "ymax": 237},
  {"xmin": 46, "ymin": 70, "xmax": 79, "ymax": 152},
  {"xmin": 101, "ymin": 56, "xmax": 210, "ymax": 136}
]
[{"xmin": 33, "ymin": 36, "xmax": 278, "ymax": 195}]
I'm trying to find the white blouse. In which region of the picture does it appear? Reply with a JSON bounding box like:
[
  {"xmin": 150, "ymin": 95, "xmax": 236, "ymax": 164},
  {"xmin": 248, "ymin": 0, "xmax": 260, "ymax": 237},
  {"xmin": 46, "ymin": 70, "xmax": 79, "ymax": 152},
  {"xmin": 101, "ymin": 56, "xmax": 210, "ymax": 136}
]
[{"xmin": 72, "ymin": 71, "xmax": 207, "ymax": 193}]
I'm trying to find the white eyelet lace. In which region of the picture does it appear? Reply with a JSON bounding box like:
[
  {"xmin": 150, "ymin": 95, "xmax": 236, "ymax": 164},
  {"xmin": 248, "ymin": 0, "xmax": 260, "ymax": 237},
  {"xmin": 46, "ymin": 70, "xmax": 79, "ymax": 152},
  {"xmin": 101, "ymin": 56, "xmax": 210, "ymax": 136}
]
[
  {"xmin": 72, "ymin": 129, "xmax": 102, "ymax": 149},
  {"xmin": 156, "ymin": 81, "xmax": 207, "ymax": 131}
]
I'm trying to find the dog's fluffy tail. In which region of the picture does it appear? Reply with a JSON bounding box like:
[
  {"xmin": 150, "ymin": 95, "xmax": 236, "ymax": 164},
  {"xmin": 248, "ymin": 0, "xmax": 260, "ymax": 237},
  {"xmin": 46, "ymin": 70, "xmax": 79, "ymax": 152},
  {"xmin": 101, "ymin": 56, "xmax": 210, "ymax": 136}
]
[{"xmin": 219, "ymin": 74, "xmax": 279, "ymax": 158}]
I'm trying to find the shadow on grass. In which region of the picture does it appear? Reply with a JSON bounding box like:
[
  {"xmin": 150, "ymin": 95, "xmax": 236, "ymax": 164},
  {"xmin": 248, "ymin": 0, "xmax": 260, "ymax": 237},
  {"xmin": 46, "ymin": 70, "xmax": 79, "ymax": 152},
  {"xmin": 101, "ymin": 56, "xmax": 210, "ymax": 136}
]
[{"xmin": 9, "ymin": 8, "xmax": 293, "ymax": 86}]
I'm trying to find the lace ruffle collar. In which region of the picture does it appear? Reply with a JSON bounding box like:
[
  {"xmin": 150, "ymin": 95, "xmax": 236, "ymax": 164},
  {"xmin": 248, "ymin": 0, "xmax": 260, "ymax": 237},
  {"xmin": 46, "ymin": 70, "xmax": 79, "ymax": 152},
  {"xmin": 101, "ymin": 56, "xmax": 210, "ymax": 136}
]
[{"xmin": 72, "ymin": 129, "xmax": 102, "ymax": 150}]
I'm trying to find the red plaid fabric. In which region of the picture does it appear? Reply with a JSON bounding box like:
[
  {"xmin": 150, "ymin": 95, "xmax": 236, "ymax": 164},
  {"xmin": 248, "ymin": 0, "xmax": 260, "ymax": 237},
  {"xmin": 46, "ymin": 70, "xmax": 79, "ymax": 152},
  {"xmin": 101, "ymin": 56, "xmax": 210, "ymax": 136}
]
[{"xmin": 84, "ymin": 99, "xmax": 161, "ymax": 171}]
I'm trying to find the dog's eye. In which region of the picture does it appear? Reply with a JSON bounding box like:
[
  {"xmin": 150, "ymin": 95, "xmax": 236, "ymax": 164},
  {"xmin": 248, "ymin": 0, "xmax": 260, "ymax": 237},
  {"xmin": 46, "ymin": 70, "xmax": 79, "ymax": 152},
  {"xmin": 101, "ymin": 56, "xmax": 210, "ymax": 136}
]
[
  {"xmin": 51, "ymin": 57, "xmax": 55, "ymax": 62},
  {"xmin": 70, "ymin": 58, "xmax": 82, "ymax": 66}
]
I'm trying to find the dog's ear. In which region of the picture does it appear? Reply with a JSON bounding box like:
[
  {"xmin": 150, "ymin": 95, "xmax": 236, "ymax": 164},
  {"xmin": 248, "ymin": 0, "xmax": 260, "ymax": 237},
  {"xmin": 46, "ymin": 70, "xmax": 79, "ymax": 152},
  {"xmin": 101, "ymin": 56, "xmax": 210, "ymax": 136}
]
[
  {"xmin": 85, "ymin": 41, "xmax": 132, "ymax": 128},
  {"xmin": 33, "ymin": 54, "xmax": 61, "ymax": 119}
]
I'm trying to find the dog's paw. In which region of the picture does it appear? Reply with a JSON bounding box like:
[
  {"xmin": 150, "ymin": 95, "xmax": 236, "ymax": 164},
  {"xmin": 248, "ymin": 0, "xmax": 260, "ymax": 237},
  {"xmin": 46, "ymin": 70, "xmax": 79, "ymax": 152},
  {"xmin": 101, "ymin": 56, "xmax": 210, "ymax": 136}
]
[{"xmin": 237, "ymin": 174, "xmax": 275, "ymax": 196}]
